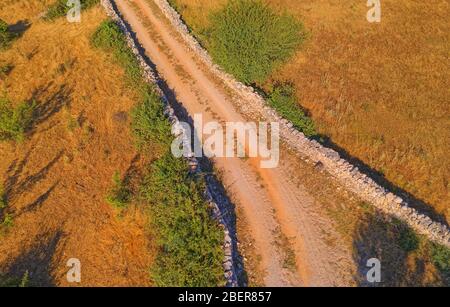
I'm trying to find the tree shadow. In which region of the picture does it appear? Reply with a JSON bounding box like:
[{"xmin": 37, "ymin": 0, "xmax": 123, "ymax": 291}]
[
  {"xmin": 121, "ymin": 154, "xmax": 146, "ymax": 196},
  {"xmin": 3, "ymin": 149, "xmax": 64, "ymax": 210},
  {"xmin": 15, "ymin": 181, "xmax": 60, "ymax": 217},
  {"xmin": 0, "ymin": 230, "xmax": 64, "ymax": 287},
  {"xmin": 353, "ymin": 211, "xmax": 436, "ymax": 287},
  {"xmin": 320, "ymin": 136, "xmax": 448, "ymax": 226},
  {"xmin": 29, "ymin": 83, "xmax": 73, "ymax": 133},
  {"xmin": 7, "ymin": 20, "xmax": 31, "ymax": 38}
]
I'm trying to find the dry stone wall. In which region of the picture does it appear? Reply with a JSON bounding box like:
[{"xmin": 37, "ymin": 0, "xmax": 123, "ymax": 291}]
[
  {"xmin": 100, "ymin": 0, "xmax": 241, "ymax": 286},
  {"xmin": 153, "ymin": 0, "xmax": 450, "ymax": 248}
]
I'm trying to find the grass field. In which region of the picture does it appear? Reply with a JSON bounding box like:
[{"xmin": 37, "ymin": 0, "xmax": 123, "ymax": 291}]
[
  {"xmin": 0, "ymin": 0, "xmax": 154, "ymax": 285},
  {"xmin": 168, "ymin": 0, "xmax": 450, "ymax": 222}
]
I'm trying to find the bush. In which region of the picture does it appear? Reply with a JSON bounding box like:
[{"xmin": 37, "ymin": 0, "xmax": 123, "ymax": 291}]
[
  {"xmin": 106, "ymin": 171, "xmax": 131, "ymax": 209},
  {"xmin": 142, "ymin": 152, "xmax": 225, "ymax": 286},
  {"xmin": 0, "ymin": 271, "xmax": 29, "ymax": 287},
  {"xmin": 0, "ymin": 19, "xmax": 17, "ymax": 49},
  {"xmin": 0, "ymin": 63, "xmax": 13, "ymax": 78},
  {"xmin": 397, "ymin": 225, "xmax": 420, "ymax": 253},
  {"xmin": 92, "ymin": 20, "xmax": 145, "ymax": 91},
  {"xmin": 131, "ymin": 91, "xmax": 172, "ymax": 149},
  {"xmin": 209, "ymin": 0, "xmax": 304, "ymax": 84},
  {"xmin": 0, "ymin": 184, "xmax": 5, "ymax": 210},
  {"xmin": 430, "ymin": 243, "xmax": 450, "ymax": 273},
  {"xmin": 0, "ymin": 98, "xmax": 35, "ymax": 142},
  {"xmin": 268, "ymin": 84, "xmax": 316, "ymax": 137},
  {"xmin": 45, "ymin": 0, "xmax": 99, "ymax": 20}
]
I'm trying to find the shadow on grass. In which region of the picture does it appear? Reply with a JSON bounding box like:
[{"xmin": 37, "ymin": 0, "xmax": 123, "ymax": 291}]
[
  {"xmin": 2, "ymin": 149, "xmax": 64, "ymax": 220},
  {"xmin": 0, "ymin": 230, "xmax": 64, "ymax": 287},
  {"xmin": 29, "ymin": 82, "xmax": 73, "ymax": 131},
  {"xmin": 8, "ymin": 20, "xmax": 31, "ymax": 38},
  {"xmin": 353, "ymin": 211, "xmax": 447, "ymax": 287}
]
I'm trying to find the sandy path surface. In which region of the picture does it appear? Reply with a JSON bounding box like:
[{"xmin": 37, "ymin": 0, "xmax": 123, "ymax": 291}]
[{"xmin": 115, "ymin": 0, "xmax": 356, "ymax": 286}]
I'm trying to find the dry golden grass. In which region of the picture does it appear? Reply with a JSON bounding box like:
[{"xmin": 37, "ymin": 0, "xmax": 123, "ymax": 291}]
[
  {"xmin": 170, "ymin": 0, "xmax": 450, "ymax": 221},
  {"xmin": 0, "ymin": 2, "xmax": 154, "ymax": 286}
]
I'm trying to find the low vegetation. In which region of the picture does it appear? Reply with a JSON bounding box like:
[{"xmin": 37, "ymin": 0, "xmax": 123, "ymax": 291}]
[
  {"xmin": 430, "ymin": 243, "xmax": 450, "ymax": 277},
  {"xmin": 0, "ymin": 271, "xmax": 29, "ymax": 287},
  {"xmin": 209, "ymin": 0, "xmax": 304, "ymax": 85},
  {"xmin": 45, "ymin": 0, "xmax": 99, "ymax": 20},
  {"xmin": 141, "ymin": 151, "xmax": 225, "ymax": 286},
  {"xmin": 106, "ymin": 171, "xmax": 131, "ymax": 209},
  {"xmin": 131, "ymin": 90, "xmax": 172, "ymax": 149},
  {"xmin": 0, "ymin": 63, "xmax": 13, "ymax": 78},
  {"xmin": 0, "ymin": 19, "xmax": 17, "ymax": 49},
  {"xmin": 0, "ymin": 184, "xmax": 5, "ymax": 211},
  {"xmin": 267, "ymin": 84, "xmax": 316, "ymax": 137},
  {"xmin": 93, "ymin": 19, "xmax": 225, "ymax": 286},
  {"xmin": 0, "ymin": 98, "xmax": 35, "ymax": 142},
  {"xmin": 91, "ymin": 20, "xmax": 144, "ymax": 89}
]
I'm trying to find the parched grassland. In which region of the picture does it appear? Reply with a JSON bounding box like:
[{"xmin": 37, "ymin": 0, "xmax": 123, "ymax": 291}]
[
  {"xmin": 0, "ymin": 0, "xmax": 156, "ymax": 286},
  {"xmin": 168, "ymin": 0, "xmax": 450, "ymax": 223}
]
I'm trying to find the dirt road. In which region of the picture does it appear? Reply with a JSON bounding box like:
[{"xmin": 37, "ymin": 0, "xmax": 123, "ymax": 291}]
[{"xmin": 115, "ymin": 0, "xmax": 356, "ymax": 286}]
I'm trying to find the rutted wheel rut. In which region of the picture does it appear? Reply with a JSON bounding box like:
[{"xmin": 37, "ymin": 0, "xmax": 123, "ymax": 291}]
[{"xmin": 114, "ymin": 0, "xmax": 355, "ymax": 286}]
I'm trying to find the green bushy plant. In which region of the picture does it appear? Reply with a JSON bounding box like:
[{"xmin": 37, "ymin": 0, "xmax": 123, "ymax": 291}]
[
  {"xmin": 142, "ymin": 152, "xmax": 225, "ymax": 287},
  {"xmin": 209, "ymin": 0, "xmax": 304, "ymax": 84},
  {"xmin": 106, "ymin": 171, "xmax": 131, "ymax": 209},
  {"xmin": 0, "ymin": 98, "xmax": 35, "ymax": 142},
  {"xmin": 0, "ymin": 19, "xmax": 17, "ymax": 49},
  {"xmin": 430, "ymin": 243, "xmax": 450, "ymax": 273},
  {"xmin": 92, "ymin": 20, "xmax": 145, "ymax": 91},
  {"xmin": 398, "ymin": 226, "xmax": 420, "ymax": 252},
  {"xmin": 268, "ymin": 84, "xmax": 316, "ymax": 137},
  {"xmin": 131, "ymin": 91, "xmax": 172, "ymax": 149},
  {"xmin": 0, "ymin": 271, "xmax": 29, "ymax": 287},
  {"xmin": 0, "ymin": 184, "xmax": 5, "ymax": 210}
]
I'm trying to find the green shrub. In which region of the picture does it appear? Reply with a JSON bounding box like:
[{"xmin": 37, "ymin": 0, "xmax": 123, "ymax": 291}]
[
  {"xmin": 142, "ymin": 152, "xmax": 225, "ymax": 286},
  {"xmin": 106, "ymin": 171, "xmax": 131, "ymax": 209},
  {"xmin": 397, "ymin": 225, "xmax": 420, "ymax": 252},
  {"xmin": 0, "ymin": 19, "xmax": 17, "ymax": 49},
  {"xmin": 0, "ymin": 63, "xmax": 13, "ymax": 78},
  {"xmin": 0, "ymin": 184, "xmax": 5, "ymax": 210},
  {"xmin": 430, "ymin": 243, "xmax": 450, "ymax": 273},
  {"xmin": 1, "ymin": 213, "xmax": 13, "ymax": 229},
  {"xmin": 0, "ymin": 271, "xmax": 29, "ymax": 287},
  {"xmin": 0, "ymin": 98, "xmax": 35, "ymax": 142},
  {"xmin": 131, "ymin": 91, "xmax": 172, "ymax": 149},
  {"xmin": 268, "ymin": 84, "xmax": 316, "ymax": 137},
  {"xmin": 45, "ymin": 0, "xmax": 99, "ymax": 20},
  {"xmin": 209, "ymin": 0, "xmax": 304, "ymax": 84},
  {"xmin": 91, "ymin": 20, "xmax": 144, "ymax": 90}
]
